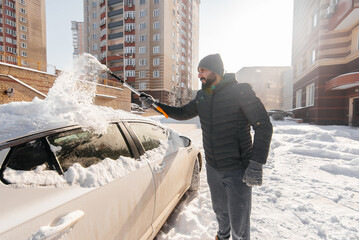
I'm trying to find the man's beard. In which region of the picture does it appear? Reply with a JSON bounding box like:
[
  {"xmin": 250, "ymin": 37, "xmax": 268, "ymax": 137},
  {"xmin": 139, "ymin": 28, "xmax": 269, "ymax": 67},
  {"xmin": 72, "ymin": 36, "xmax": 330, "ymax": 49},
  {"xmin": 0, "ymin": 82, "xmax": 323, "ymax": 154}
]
[{"xmin": 201, "ymin": 72, "xmax": 217, "ymax": 90}]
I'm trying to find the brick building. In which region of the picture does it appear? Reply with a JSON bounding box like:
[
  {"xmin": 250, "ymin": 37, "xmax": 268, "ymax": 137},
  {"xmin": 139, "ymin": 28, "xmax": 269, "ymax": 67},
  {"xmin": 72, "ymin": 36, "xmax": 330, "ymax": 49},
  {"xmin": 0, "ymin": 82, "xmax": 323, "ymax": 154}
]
[
  {"xmin": 84, "ymin": 0, "xmax": 200, "ymax": 105},
  {"xmin": 0, "ymin": 0, "xmax": 47, "ymax": 71},
  {"xmin": 292, "ymin": 0, "xmax": 359, "ymax": 125},
  {"xmin": 0, "ymin": 62, "xmax": 131, "ymax": 111}
]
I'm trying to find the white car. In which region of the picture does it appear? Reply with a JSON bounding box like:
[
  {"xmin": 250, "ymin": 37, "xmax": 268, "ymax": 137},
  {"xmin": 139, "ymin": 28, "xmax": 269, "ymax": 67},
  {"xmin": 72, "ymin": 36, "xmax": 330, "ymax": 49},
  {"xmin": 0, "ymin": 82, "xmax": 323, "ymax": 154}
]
[{"xmin": 0, "ymin": 118, "xmax": 202, "ymax": 240}]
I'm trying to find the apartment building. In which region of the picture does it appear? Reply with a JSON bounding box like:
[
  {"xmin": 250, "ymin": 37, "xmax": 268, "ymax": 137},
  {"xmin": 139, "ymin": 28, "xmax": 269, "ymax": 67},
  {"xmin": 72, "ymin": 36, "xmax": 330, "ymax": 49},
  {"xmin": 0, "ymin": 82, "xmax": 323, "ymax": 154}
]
[
  {"xmin": 84, "ymin": 0, "xmax": 200, "ymax": 105},
  {"xmin": 292, "ymin": 0, "xmax": 359, "ymax": 126},
  {"xmin": 71, "ymin": 21, "xmax": 85, "ymax": 57},
  {"xmin": 0, "ymin": 0, "xmax": 46, "ymax": 71},
  {"xmin": 236, "ymin": 66, "xmax": 293, "ymax": 111}
]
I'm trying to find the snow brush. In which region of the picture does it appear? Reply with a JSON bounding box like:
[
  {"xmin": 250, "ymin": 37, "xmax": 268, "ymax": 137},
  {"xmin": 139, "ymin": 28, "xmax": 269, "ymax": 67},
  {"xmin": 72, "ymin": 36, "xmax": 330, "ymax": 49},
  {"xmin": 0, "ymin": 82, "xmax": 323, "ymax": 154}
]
[{"xmin": 107, "ymin": 70, "xmax": 169, "ymax": 119}]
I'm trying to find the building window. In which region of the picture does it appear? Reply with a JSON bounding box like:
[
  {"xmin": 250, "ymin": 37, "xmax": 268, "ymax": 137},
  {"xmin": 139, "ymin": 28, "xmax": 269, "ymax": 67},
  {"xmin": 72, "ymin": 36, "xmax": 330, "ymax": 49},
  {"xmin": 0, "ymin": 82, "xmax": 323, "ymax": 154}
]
[
  {"xmin": 126, "ymin": 70, "xmax": 135, "ymax": 77},
  {"xmin": 296, "ymin": 89, "xmax": 302, "ymax": 108},
  {"xmin": 92, "ymin": 1, "xmax": 97, "ymax": 8},
  {"xmin": 20, "ymin": 25, "xmax": 27, "ymax": 31},
  {"xmin": 153, "ymin": 70, "xmax": 160, "ymax": 78},
  {"xmin": 139, "ymin": 71, "xmax": 146, "ymax": 78},
  {"xmin": 124, "ymin": 58, "xmax": 135, "ymax": 66},
  {"xmin": 306, "ymin": 83, "xmax": 315, "ymax": 107},
  {"xmin": 153, "ymin": 33, "xmax": 160, "ymax": 41},
  {"xmin": 312, "ymin": 12, "xmax": 318, "ymax": 29},
  {"xmin": 154, "ymin": 0, "xmax": 159, "ymax": 3},
  {"xmin": 21, "ymin": 51, "xmax": 27, "ymax": 57},
  {"xmin": 139, "ymin": 82, "xmax": 147, "ymax": 89},
  {"xmin": 92, "ymin": 34, "xmax": 98, "ymax": 40},
  {"xmin": 139, "ymin": 34, "xmax": 146, "ymax": 42},
  {"xmin": 153, "ymin": 58, "xmax": 160, "ymax": 66},
  {"xmin": 139, "ymin": 46, "xmax": 146, "ymax": 54},
  {"xmin": 19, "ymin": 0, "xmax": 26, "ymax": 5},
  {"xmin": 153, "ymin": 46, "xmax": 160, "ymax": 54},
  {"xmin": 21, "ymin": 34, "xmax": 27, "ymax": 40},
  {"xmin": 140, "ymin": 22, "xmax": 146, "ymax": 30},
  {"xmin": 21, "ymin": 42, "xmax": 27, "ymax": 48},
  {"xmin": 125, "ymin": 35, "xmax": 135, "ymax": 43},
  {"xmin": 93, "ymin": 23, "xmax": 98, "ymax": 29},
  {"xmin": 140, "ymin": 0, "xmax": 145, "ymax": 4},
  {"xmin": 20, "ymin": 8, "xmax": 26, "ymax": 14},
  {"xmin": 125, "ymin": 23, "xmax": 135, "ymax": 31},
  {"xmin": 125, "ymin": 46, "xmax": 135, "ymax": 53},
  {"xmin": 139, "ymin": 58, "xmax": 146, "ymax": 66},
  {"xmin": 140, "ymin": 10, "xmax": 146, "ymax": 17},
  {"xmin": 93, "ymin": 12, "xmax": 97, "ymax": 19},
  {"xmin": 92, "ymin": 44, "xmax": 98, "ymax": 50},
  {"xmin": 153, "ymin": 9, "xmax": 159, "ymax": 17},
  {"xmin": 20, "ymin": 17, "xmax": 27, "ymax": 23},
  {"xmin": 311, "ymin": 49, "xmax": 316, "ymax": 65},
  {"xmin": 153, "ymin": 21, "xmax": 160, "ymax": 29}
]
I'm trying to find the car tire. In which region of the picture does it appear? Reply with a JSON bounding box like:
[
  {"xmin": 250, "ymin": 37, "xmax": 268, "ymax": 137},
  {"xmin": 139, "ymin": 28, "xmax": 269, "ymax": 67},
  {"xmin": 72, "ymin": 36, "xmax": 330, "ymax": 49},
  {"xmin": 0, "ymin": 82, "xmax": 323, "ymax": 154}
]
[{"xmin": 188, "ymin": 157, "xmax": 200, "ymax": 192}]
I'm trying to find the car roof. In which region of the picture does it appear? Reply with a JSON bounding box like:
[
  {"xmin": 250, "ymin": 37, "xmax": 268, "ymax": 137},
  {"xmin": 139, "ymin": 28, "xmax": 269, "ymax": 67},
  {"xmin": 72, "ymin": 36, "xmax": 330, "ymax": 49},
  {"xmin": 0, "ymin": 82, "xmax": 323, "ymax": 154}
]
[{"xmin": 0, "ymin": 117, "xmax": 164, "ymax": 150}]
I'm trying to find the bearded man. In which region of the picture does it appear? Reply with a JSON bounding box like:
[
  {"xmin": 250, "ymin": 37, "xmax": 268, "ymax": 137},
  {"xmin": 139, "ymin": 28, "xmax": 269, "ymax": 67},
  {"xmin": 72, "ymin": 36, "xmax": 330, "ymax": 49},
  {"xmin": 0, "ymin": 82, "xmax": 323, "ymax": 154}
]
[{"xmin": 140, "ymin": 53, "xmax": 273, "ymax": 240}]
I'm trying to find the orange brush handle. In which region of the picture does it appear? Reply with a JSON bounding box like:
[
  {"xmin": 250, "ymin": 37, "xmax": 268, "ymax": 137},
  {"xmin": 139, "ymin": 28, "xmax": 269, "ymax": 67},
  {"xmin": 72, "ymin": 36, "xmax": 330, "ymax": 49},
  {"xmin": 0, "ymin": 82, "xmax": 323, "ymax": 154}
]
[{"xmin": 155, "ymin": 106, "xmax": 169, "ymax": 119}]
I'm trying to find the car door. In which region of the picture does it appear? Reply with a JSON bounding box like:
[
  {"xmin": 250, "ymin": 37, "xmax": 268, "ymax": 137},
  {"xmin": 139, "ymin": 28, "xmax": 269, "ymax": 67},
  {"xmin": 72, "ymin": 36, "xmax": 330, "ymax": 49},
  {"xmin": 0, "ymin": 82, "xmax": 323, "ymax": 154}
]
[
  {"xmin": 125, "ymin": 121, "xmax": 191, "ymax": 231},
  {"xmin": 0, "ymin": 123, "xmax": 155, "ymax": 240}
]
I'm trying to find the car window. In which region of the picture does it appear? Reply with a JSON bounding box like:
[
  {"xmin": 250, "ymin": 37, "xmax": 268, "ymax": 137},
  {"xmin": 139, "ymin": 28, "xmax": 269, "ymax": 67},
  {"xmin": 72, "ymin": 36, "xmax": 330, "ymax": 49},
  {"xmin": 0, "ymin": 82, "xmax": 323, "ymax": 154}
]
[
  {"xmin": 47, "ymin": 124, "xmax": 132, "ymax": 171},
  {"xmin": 5, "ymin": 139, "xmax": 53, "ymax": 171},
  {"xmin": 128, "ymin": 122, "xmax": 168, "ymax": 151}
]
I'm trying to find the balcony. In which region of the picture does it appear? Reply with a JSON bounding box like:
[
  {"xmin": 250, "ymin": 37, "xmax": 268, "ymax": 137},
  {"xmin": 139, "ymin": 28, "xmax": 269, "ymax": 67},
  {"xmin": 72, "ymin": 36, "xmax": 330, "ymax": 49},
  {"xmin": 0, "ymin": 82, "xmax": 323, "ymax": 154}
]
[
  {"xmin": 108, "ymin": 20, "xmax": 123, "ymax": 29},
  {"xmin": 328, "ymin": 0, "xmax": 359, "ymax": 31},
  {"xmin": 108, "ymin": 9, "xmax": 123, "ymax": 17},
  {"xmin": 108, "ymin": 32, "xmax": 123, "ymax": 40},
  {"xmin": 108, "ymin": 0, "xmax": 123, "ymax": 6},
  {"xmin": 326, "ymin": 72, "xmax": 359, "ymax": 90},
  {"xmin": 108, "ymin": 43, "xmax": 123, "ymax": 51}
]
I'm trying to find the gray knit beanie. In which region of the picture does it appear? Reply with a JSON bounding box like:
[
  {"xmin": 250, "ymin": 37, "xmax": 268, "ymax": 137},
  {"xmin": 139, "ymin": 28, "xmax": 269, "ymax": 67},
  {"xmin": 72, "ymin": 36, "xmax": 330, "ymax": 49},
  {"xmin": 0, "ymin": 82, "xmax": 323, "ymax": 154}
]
[{"xmin": 197, "ymin": 54, "xmax": 224, "ymax": 76}]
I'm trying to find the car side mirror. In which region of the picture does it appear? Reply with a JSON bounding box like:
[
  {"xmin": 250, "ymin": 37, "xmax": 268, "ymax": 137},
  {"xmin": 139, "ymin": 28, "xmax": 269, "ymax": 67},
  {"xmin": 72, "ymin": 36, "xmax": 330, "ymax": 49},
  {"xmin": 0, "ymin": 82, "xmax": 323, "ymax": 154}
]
[{"xmin": 180, "ymin": 136, "xmax": 191, "ymax": 147}]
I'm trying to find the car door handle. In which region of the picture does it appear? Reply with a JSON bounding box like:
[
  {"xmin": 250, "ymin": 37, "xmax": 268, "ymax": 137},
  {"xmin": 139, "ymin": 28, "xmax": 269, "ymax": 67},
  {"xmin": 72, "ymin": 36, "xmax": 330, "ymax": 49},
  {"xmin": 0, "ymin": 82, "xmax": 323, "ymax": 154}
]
[
  {"xmin": 154, "ymin": 162, "xmax": 166, "ymax": 173},
  {"xmin": 30, "ymin": 210, "xmax": 84, "ymax": 240}
]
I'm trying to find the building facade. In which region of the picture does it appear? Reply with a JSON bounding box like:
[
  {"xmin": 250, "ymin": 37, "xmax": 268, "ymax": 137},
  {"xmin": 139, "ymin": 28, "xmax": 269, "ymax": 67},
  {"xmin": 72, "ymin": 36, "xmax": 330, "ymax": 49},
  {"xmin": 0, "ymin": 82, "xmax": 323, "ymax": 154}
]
[
  {"xmin": 292, "ymin": 0, "xmax": 359, "ymax": 125},
  {"xmin": 236, "ymin": 66, "xmax": 292, "ymax": 111},
  {"xmin": 71, "ymin": 21, "xmax": 85, "ymax": 58},
  {"xmin": 84, "ymin": 0, "xmax": 200, "ymax": 105},
  {"xmin": 0, "ymin": 0, "xmax": 46, "ymax": 71}
]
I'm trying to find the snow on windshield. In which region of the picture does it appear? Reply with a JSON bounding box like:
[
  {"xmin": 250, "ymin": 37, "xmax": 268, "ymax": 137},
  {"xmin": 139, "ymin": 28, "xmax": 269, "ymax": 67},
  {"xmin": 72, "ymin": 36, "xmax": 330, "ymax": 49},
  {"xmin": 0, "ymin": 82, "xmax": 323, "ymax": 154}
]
[{"xmin": 1, "ymin": 53, "xmax": 185, "ymax": 188}]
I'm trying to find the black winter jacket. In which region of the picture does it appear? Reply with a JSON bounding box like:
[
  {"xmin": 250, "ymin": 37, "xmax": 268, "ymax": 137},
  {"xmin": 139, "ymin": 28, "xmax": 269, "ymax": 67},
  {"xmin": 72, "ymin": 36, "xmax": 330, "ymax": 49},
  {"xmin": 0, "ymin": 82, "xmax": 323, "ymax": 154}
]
[{"xmin": 157, "ymin": 73, "xmax": 273, "ymax": 171}]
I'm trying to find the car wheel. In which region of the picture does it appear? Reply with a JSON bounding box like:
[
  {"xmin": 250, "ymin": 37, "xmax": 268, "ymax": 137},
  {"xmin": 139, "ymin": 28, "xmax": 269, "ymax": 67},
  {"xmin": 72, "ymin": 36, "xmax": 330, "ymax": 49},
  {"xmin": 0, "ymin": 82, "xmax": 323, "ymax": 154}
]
[{"xmin": 188, "ymin": 157, "xmax": 200, "ymax": 192}]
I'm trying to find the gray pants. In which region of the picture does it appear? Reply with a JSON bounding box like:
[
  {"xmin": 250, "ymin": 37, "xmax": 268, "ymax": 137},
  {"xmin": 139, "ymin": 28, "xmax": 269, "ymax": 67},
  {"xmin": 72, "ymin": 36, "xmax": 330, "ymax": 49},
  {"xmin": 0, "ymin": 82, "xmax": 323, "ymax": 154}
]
[{"xmin": 206, "ymin": 163, "xmax": 252, "ymax": 240}]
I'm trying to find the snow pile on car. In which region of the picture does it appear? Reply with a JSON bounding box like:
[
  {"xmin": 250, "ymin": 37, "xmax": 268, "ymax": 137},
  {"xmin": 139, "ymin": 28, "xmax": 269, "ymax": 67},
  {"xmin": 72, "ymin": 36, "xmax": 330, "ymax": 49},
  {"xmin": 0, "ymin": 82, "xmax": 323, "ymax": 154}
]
[{"xmin": 0, "ymin": 54, "xmax": 141, "ymax": 142}]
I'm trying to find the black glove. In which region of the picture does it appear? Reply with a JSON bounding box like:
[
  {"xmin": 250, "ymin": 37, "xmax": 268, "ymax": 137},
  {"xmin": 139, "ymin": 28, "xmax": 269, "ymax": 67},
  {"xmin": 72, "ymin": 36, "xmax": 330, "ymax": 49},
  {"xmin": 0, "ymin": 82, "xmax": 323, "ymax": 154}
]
[
  {"xmin": 139, "ymin": 92, "xmax": 155, "ymax": 108},
  {"xmin": 243, "ymin": 160, "xmax": 263, "ymax": 186}
]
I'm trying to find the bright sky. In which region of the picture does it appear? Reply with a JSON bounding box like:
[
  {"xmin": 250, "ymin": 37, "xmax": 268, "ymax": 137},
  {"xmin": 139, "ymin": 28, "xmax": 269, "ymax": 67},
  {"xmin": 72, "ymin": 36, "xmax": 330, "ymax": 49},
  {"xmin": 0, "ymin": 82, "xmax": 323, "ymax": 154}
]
[{"xmin": 46, "ymin": 0, "xmax": 293, "ymax": 73}]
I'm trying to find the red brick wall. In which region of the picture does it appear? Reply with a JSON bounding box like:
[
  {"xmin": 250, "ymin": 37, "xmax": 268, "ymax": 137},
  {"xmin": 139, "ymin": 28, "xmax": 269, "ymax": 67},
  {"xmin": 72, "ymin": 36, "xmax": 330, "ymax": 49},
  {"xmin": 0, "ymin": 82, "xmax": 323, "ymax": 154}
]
[{"xmin": 0, "ymin": 63, "xmax": 131, "ymax": 111}]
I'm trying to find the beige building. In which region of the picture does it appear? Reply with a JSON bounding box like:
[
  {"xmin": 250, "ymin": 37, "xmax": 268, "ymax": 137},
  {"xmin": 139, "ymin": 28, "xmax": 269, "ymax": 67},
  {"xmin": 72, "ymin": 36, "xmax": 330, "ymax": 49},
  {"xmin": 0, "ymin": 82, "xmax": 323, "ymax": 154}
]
[
  {"xmin": 0, "ymin": 0, "xmax": 47, "ymax": 71},
  {"xmin": 71, "ymin": 21, "xmax": 85, "ymax": 58},
  {"xmin": 292, "ymin": 0, "xmax": 359, "ymax": 125},
  {"xmin": 236, "ymin": 66, "xmax": 292, "ymax": 111},
  {"xmin": 84, "ymin": 0, "xmax": 200, "ymax": 105}
]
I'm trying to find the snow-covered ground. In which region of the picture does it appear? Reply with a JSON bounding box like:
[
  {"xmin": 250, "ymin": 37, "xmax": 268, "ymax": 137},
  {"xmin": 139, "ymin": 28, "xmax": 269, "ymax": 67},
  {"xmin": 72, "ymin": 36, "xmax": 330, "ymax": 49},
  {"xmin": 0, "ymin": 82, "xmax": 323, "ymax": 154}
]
[
  {"xmin": 153, "ymin": 117, "xmax": 359, "ymax": 240},
  {"xmin": 1, "ymin": 54, "xmax": 359, "ymax": 239}
]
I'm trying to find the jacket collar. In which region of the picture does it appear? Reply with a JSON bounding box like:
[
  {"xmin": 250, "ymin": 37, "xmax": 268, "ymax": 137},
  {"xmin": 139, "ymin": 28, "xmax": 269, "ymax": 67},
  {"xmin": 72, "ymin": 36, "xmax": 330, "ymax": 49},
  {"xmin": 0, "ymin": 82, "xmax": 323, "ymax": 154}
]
[{"xmin": 213, "ymin": 73, "xmax": 236, "ymax": 93}]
